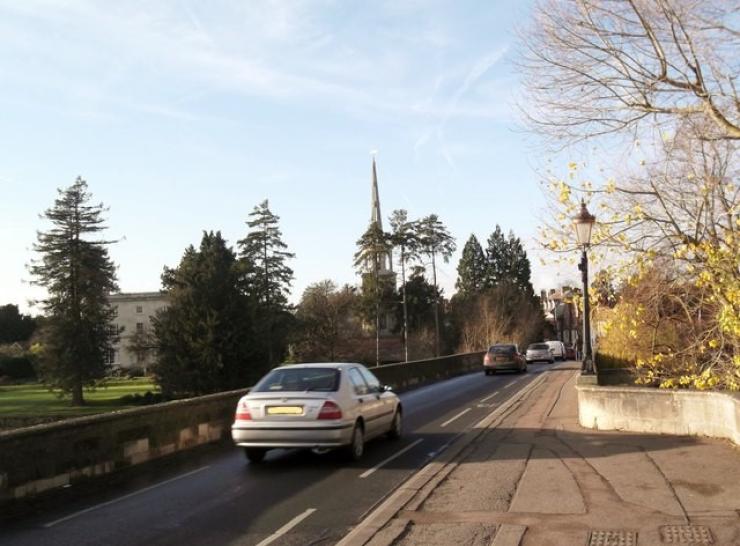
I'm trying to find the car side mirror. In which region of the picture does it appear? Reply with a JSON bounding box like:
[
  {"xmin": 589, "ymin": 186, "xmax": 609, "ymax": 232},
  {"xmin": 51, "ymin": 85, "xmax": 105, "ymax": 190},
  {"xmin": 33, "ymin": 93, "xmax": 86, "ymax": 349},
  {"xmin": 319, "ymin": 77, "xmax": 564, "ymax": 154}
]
[{"xmin": 382, "ymin": 385, "xmax": 393, "ymax": 392}]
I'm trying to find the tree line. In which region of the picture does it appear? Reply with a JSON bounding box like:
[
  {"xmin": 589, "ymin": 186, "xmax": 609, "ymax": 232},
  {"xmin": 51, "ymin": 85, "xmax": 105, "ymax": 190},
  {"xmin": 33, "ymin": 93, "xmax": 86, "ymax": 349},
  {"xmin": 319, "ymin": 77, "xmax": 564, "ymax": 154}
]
[{"xmin": 23, "ymin": 178, "xmax": 547, "ymax": 404}]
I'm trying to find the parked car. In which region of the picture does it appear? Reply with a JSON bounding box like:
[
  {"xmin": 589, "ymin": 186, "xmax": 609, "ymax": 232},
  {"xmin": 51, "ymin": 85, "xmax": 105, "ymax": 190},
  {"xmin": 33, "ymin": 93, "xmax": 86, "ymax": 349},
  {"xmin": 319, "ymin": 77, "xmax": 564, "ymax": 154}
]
[
  {"xmin": 564, "ymin": 344, "xmax": 577, "ymax": 360},
  {"xmin": 483, "ymin": 344, "xmax": 527, "ymax": 375},
  {"xmin": 232, "ymin": 363, "xmax": 402, "ymax": 463},
  {"xmin": 545, "ymin": 340, "xmax": 566, "ymax": 361},
  {"xmin": 526, "ymin": 343, "xmax": 554, "ymax": 363}
]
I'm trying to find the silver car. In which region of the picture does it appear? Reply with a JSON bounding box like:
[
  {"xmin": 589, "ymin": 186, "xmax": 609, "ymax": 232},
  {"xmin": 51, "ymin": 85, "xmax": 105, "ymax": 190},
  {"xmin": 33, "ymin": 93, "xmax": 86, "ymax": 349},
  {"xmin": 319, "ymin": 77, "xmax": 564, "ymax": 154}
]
[
  {"xmin": 232, "ymin": 363, "xmax": 402, "ymax": 463},
  {"xmin": 526, "ymin": 343, "xmax": 554, "ymax": 363}
]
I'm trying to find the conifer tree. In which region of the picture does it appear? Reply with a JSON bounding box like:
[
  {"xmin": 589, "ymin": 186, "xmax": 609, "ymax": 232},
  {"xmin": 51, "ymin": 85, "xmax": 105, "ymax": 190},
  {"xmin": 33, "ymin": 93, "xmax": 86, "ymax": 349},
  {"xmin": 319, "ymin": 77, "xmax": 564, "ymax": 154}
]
[
  {"xmin": 485, "ymin": 225, "xmax": 509, "ymax": 288},
  {"xmin": 416, "ymin": 214, "xmax": 456, "ymax": 356},
  {"xmin": 153, "ymin": 231, "xmax": 257, "ymax": 396},
  {"xmin": 389, "ymin": 209, "xmax": 419, "ymax": 361},
  {"xmin": 238, "ymin": 200, "xmax": 295, "ymax": 365},
  {"xmin": 506, "ymin": 231, "xmax": 534, "ymax": 295},
  {"xmin": 30, "ymin": 178, "xmax": 118, "ymax": 405},
  {"xmin": 455, "ymin": 234, "xmax": 487, "ymax": 297},
  {"xmin": 354, "ymin": 222, "xmax": 393, "ymax": 366}
]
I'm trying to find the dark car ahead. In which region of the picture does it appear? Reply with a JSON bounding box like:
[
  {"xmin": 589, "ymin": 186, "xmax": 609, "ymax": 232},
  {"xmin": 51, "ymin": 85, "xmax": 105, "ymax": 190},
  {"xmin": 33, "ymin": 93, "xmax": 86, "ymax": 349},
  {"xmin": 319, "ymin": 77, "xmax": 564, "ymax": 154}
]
[{"xmin": 483, "ymin": 344, "xmax": 527, "ymax": 375}]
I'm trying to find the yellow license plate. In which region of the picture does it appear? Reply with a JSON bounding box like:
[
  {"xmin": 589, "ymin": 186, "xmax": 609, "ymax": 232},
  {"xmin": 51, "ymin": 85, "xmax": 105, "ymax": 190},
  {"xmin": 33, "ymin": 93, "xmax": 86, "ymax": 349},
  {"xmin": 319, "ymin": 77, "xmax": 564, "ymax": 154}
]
[{"xmin": 266, "ymin": 406, "xmax": 303, "ymax": 415}]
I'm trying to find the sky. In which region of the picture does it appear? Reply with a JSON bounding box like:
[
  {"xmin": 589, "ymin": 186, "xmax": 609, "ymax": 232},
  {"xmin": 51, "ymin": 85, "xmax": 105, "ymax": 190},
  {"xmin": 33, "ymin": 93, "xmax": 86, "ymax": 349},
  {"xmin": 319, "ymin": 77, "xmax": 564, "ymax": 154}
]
[{"xmin": 0, "ymin": 0, "xmax": 577, "ymax": 313}]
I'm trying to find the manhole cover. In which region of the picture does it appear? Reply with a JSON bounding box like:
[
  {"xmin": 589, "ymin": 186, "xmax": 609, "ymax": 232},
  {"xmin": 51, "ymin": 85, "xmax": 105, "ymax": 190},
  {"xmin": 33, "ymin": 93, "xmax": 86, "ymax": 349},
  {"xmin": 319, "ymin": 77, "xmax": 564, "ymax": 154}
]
[
  {"xmin": 660, "ymin": 525, "xmax": 714, "ymax": 544},
  {"xmin": 588, "ymin": 529, "xmax": 637, "ymax": 546}
]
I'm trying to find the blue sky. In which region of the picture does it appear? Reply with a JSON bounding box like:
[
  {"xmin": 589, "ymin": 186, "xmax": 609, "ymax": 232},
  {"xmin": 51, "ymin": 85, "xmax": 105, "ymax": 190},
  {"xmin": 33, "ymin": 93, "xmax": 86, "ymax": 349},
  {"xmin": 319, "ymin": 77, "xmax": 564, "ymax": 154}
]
[{"xmin": 1, "ymin": 0, "xmax": 574, "ymax": 312}]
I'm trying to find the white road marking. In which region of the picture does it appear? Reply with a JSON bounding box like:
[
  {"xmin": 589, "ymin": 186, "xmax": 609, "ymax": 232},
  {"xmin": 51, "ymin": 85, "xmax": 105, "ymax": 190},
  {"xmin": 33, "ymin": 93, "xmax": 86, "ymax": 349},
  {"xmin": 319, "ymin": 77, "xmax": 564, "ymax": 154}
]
[
  {"xmin": 480, "ymin": 390, "xmax": 499, "ymax": 403},
  {"xmin": 503, "ymin": 377, "xmax": 524, "ymax": 389},
  {"xmin": 440, "ymin": 407, "xmax": 471, "ymax": 428},
  {"xmin": 359, "ymin": 439, "xmax": 424, "ymax": 479},
  {"xmin": 255, "ymin": 508, "xmax": 317, "ymax": 546},
  {"xmin": 44, "ymin": 465, "xmax": 210, "ymax": 528}
]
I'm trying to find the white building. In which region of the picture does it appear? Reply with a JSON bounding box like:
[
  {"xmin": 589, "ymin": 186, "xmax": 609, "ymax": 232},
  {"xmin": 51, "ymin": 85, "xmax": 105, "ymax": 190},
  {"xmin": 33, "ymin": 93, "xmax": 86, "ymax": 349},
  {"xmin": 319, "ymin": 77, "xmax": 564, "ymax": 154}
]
[{"xmin": 108, "ymin": 292, "xmax": 168, "ymax": 371}]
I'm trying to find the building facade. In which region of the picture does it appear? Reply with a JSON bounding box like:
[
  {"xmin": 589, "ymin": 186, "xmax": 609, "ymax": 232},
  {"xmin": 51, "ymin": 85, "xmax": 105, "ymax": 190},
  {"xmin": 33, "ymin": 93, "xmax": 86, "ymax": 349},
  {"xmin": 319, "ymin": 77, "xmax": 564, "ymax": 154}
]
[
  {"xmin": 541, "ymin": 286, "xmax": 580, "ymax": 349},
  {"xmin": 108, "ymin": 292, "xmax": 168, "ymax": 371}
]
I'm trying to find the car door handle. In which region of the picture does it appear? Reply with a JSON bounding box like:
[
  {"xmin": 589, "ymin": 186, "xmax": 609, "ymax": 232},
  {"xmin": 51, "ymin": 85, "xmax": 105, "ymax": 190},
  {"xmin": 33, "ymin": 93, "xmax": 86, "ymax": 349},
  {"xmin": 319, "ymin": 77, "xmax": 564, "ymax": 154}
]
[{"xmin": 358, "ymin": 398, "xmax": 364, "ymax": 403}]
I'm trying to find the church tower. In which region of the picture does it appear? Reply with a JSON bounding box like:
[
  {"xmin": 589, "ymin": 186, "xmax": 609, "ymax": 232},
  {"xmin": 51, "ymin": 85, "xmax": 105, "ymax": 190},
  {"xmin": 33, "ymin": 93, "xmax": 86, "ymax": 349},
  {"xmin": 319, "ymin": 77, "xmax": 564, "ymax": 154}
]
[
  {"xmin": 361, "ymin": 157, "xmax": 397, "ymax": 337},
  {"xmin": 369, "ymin": 156, "xmax": 394, "ymax": 274}
]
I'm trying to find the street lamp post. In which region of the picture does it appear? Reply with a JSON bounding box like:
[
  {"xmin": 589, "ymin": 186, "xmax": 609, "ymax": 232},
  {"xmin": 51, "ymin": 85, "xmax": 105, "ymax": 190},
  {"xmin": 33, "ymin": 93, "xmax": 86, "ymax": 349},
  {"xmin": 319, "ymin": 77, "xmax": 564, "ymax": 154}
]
[{"xmin": 573, "ymin": 200, "xmax": 596, "ymax": 374}]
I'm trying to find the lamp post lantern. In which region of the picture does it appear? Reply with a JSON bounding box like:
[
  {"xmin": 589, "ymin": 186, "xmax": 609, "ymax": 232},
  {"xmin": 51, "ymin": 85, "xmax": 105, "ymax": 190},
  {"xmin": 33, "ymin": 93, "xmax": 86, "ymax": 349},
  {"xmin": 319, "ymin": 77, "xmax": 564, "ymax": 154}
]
[{"xmin": 573, "ymin": 200, "xmax": 596, "ymax": 374}]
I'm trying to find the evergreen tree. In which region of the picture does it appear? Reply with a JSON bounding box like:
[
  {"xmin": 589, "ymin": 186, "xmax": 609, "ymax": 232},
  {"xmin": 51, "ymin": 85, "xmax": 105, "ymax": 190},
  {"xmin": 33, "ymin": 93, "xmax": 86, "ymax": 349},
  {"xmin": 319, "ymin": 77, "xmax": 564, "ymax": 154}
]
[
  {"xmin": 0, "ymin": 304, "xmax": 37, "ymax": 343},
  {"xmin": 354, "ymin": 222, "xmax": 393, "ymax": 366},
  {"xmin": 485, "ymin": 225, "xmax": 508, "ymax": 288},
  {"xmin": 484, "ymin": 226, "xmax": 534, "ymax": 294},
  {"xmin": 396, "ymin": 267, "xmax": 437, "ymax": 334},
  {"xmin": 455, "ymin": 234, "xmax": 488, "ymax": 297},
  {"xmin": 30, "ymin": 178, "xmax": 118, "ymax": 405},
  {"xmin": 389, "ymin": 209, "xmax": 419, "ymax": 361},
  {"xmin": 153, "ymin": 231, "xmax": 258, "ymax": 396},
  {"xmin": 506, "ymin": 231, "xmax": 534, "ymax": 295},
  {"xmin": 237, "ymin": 200, "xmax": 295, "ymax": 365},
  {"xmin": 416, "ymin": 214, "xmax": 456, "ymax": 356}
]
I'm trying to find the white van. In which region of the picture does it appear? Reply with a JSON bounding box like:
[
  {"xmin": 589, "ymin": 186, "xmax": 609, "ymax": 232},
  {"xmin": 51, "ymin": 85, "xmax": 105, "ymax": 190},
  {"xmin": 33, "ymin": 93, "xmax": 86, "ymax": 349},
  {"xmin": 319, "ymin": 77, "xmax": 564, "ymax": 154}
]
[{"xmin": 545, "ymin": 340, "xmax": 566, "ymax": 361}]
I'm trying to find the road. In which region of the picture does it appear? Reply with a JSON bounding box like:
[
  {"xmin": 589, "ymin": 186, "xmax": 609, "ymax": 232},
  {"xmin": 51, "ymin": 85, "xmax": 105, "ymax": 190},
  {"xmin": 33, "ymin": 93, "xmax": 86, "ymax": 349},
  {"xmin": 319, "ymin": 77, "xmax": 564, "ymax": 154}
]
[{"xmin": 1, "ymin": 363, "xmax": 553, "ymax": 546}]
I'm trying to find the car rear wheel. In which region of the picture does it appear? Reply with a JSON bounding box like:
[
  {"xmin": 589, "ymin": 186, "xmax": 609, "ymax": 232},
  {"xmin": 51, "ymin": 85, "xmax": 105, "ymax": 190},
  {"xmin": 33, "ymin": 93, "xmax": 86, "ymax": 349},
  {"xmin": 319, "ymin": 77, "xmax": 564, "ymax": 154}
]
[
  {"xmin": 346, "ymin": 422, "xmax": 365, "ymax": 461},
  {"xmin": 387, "ymin": 409, "xmax": 402, "ymax": 440},
  {"xmin": 244, "ymin": 448, "xmax": 267, "ymax": 464}
]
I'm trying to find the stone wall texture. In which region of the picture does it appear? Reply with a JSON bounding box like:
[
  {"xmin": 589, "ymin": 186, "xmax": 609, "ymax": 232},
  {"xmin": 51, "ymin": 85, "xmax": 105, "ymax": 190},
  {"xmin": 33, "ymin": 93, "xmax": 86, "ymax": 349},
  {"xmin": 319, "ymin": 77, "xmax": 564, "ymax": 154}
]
[
  {"xmin": 576, "ymin": 380, "xmax": 740, "ymax": 446},
  {"xmin": 0, "ymin": 352, "xmax": 484, "ymax": 505}
]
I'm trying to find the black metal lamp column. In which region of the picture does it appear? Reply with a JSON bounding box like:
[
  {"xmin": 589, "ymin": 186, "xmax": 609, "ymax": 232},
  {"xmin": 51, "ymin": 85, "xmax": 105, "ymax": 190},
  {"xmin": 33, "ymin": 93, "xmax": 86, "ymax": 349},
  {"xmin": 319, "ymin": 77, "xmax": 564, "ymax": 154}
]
[{"xmin": 573, "ymin": 200, "xmax": 596, "ymax": 374}]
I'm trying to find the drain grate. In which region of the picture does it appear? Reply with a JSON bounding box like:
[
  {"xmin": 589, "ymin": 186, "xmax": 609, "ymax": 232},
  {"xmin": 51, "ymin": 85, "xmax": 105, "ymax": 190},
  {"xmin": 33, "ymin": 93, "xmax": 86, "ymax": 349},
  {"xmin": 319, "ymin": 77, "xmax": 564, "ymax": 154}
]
[
  {"xmin": 660, "ymin": 525, "xmax": 714, "ymax": 544},
  {"xmin": 588, "ymin": 529, "xmax": 637, "ymax": 546}
]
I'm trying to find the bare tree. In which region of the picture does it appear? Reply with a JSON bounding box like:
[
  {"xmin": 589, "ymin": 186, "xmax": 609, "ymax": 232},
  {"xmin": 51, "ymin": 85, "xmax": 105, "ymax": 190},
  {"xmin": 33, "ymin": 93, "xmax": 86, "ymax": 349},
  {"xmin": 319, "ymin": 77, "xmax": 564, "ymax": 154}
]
[
  {"xmin": 540, "ymin": 129, "xmax": 738, "ymax": 389},
  {"xmin": 520, "ymin": 0, "xmax": 740, "ymax": 145}
]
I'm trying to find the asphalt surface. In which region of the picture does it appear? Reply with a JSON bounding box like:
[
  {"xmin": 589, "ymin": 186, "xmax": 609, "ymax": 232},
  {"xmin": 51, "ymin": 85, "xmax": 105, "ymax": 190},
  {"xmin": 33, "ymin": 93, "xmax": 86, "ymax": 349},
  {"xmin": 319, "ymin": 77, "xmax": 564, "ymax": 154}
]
[{"xmin": 0, "ymin": 363, "xmax": 554, "ymax": 546}]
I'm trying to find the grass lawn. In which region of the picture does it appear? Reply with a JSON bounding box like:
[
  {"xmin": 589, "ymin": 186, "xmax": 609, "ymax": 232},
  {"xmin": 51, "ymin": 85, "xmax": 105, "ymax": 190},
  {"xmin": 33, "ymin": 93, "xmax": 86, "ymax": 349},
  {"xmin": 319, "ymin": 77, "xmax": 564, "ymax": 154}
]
[{"xmin": 0, "ymin": 378, "xmax": 160, "ymax": 417}]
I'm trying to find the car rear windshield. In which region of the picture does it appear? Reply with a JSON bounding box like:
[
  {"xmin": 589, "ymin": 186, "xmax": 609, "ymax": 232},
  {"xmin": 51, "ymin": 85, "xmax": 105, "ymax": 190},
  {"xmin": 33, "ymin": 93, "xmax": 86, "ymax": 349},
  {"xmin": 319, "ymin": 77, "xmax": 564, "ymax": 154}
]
[
  {"xmin": 252, "ymin": 368, "xmax": 341, "ymax": 392},
  {"xmin": 529, "ymin": 344, "xmax": 549, "ymax": 350},
  {"xmin": 489, "ymin": 345, "xmax": 516, "ymax": 354}
]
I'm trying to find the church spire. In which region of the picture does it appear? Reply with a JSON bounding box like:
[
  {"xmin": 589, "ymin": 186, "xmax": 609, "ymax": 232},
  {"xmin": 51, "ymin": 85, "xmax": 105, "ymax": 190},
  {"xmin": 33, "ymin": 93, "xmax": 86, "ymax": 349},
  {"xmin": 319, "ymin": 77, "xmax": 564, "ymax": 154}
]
[
  {"xmin": 371, "ymin": 156, "xmax": 383, "ymax": 231},
  {"xmin": 368, "ymin": 155, "xmax": 392, "ymax": 273}
]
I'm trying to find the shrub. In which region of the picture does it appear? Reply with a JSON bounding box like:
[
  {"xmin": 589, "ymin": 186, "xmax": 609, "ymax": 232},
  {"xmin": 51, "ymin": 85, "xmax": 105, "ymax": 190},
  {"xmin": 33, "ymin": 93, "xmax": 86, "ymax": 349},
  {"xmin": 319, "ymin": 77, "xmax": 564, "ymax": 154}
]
[
  {"xmin": 0, "ymin": 356, "xmax": 37, "ymax": 379},
  {"xmin": 120, "ymin": 391, "xmax": 164, "ymax": 405}
]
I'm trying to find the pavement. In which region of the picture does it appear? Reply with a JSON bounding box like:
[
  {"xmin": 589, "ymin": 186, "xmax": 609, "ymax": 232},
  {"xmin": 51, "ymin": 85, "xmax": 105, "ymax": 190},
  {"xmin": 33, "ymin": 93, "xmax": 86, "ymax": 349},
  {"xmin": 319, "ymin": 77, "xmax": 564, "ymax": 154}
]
[{"xmin": 340, "ymin": 363, "xmax": 740, "ymax": 546}]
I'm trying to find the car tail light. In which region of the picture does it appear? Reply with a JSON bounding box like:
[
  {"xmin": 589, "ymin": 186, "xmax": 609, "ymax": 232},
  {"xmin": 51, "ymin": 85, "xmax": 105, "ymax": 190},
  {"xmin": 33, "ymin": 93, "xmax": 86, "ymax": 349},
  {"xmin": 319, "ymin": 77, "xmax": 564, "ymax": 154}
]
[
  {"xmin": 484, "ymin": 353, "xmax": 492, "ymax": 365},
  {"xmin": 317, "ymin": 400, "xmax": 342, "ymax": 420},
  {"xmin": 235, "ymin": 401, "xmax": 252, "ymax": 421}
]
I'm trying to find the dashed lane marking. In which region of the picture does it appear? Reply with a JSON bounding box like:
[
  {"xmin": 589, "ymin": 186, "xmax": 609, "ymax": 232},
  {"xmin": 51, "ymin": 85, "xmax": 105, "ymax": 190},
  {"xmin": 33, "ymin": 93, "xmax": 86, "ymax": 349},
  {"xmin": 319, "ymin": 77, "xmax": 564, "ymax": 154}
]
[
  {"xmin": 480, "ymin": 390, "xmax": 499, "ymax": 403},
  {"xmin": 254, "ymin": 508, "xmax": 317, "ymax": 546},
  {"xmin": 440, "ymin": 407, "xmax": 471, "ymax": 428},
  {"xmin": 359, "ymin": 439, "xmax": 424, "ymax": 478}
]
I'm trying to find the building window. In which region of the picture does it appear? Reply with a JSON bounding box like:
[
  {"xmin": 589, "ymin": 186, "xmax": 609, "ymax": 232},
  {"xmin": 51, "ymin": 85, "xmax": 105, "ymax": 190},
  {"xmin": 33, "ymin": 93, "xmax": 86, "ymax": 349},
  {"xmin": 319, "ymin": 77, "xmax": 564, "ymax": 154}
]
[
  {"xmin": 105, "ymin": 348, "xmax": 116, "ymax": 364},
  {"xmin": 136, "ymin": 322, "xmax": 144, "ymax": 333},
  {"xmin": 136, "ymin": 305, "xmax": 143, "ymax": 314}
]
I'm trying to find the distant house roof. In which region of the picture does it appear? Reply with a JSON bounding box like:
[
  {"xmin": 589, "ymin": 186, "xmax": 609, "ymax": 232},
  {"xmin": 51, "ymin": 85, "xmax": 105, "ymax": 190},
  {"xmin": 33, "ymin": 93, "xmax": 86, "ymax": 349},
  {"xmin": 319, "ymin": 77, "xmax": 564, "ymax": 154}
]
[{"xmin": 108, "ymin": 291, "xmax": 167, "ymax": 303}]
